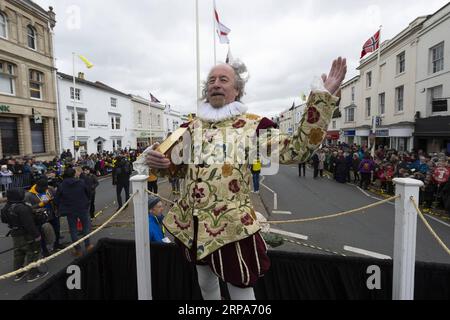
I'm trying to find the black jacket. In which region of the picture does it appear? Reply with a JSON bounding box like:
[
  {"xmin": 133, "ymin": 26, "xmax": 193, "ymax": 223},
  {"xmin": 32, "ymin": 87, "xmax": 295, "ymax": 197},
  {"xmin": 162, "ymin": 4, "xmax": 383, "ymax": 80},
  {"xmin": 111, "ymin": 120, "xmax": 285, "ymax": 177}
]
[
  {"xmin": 113, "ymin": 159, "xmax": 132, "ymax": 185},
  {"xmin": 1, "ymin": 189, "xmax": 40, "ymax": 238},
  {"xmin": 80, "ymin": 173, "xmax": 99, "ymax": 194},
  {"xmin": 55, "ymin": 178, "xmax": 90, "ymax": 216}
]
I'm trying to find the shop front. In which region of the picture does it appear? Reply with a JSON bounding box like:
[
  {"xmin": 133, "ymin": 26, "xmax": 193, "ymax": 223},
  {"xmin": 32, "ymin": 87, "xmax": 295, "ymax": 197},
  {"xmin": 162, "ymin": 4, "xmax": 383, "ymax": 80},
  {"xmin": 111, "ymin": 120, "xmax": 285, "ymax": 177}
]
[
  {"xmin": 343, "ymin": 129, "xmax": 356, "ymax": 145},
  {"xmin": 414, "ymin": 116, "xmax": 450, "ymax": 154},
  {"xmin": 0, "ymin": 103, "xmax": 57, "ymax": 159},
  {"xmin": 326, "ymin": 130, "xmax": 340, "ymax": 145}
]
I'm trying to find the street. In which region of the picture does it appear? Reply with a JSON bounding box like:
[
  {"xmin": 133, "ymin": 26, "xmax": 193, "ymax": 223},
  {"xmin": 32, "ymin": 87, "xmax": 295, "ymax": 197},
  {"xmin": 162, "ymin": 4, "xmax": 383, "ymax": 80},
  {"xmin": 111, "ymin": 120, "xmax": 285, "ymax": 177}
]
[
  {"xmin": 1, "ymin": 167, "xmax": 450, "ymax": 299},
  {"xmin": 259, "ymin": 165, "xmax": 450, "ymax": 264},
  {"xmin": 0, "ymin": 175, "xmax": 136, "ymax": 300}
]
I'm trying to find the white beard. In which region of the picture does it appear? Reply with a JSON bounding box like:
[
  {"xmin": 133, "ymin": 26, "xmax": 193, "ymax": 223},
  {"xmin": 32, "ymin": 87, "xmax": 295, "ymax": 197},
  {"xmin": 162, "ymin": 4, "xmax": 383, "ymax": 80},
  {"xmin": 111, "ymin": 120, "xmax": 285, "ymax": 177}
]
[{"xmin": 197, "ymin": 101, "xmax": 248, "ymax": 122}]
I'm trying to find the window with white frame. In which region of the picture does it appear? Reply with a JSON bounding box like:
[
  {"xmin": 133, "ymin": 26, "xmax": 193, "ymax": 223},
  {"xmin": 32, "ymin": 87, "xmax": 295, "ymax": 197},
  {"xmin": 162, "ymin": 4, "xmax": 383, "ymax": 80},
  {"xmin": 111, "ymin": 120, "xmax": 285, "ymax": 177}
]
[
  {"xmin": 157, "ymin": 114, "xmax": 161, "ymax": 126},
  {"xmin": 0, "ymin": 61, "xmax": 16, "ymax": 95},
  {"xmin": 110, "ymin": 116, "xmax": 121, "ymax": 130},
  {"xmin": 0, "ymin": 12, "xmax": 7, "ymax": 39},
  {"xmin": 332, "ymin": 120, "xmax": 336, "ymax": 129},
  {"xmin": 379, "ymin": 93, "xmax": 385, "ymax": 115},
  {"xmin": 345, "ymin": 107, "xmax": 355, "ymax": 122},
  {"xmin": 429, "ymin": 85, "xmax": 446, "ymax": 113},
  {"xmin": 27, "ymin": 25, "xmax": 37, "ymax": 50},
  {"xmin": 138, "ymin": 110, "xmax": 142, "ymax": 126},
  {"xmin": 395, "ymin": 86, "xmax": 404, "ymax": 113},
  {"xmin": 112, "ymin": 139, "xmax": 122, "ymax": 151},
  {"xmin": 70, "ymin": 87, "xmax": 81, "ymax": 101},
  {"xmin": 430, "ymin": 42, "xmax": 444, "ymax": 74},
  {"xmin": 351, "ymin": 86, "xmax": 355, "ymax": 102},
  {"xmin": 397, "ymin": 51, "xmax": 406, "ymax": 74},
  {"xmin": 29, "ymin": 69, "xmax": 43, "ymax": 99},
  {"xmin": 111, "ymin": 97, "xmax": 117, "ymax": 107},
  {"xmin": 366, "ymin": 71, "xmax": 372, "ymax": 88},
  {"xmin": 365, "ymin": 97, "xmax": 371, "ymax": 118},
  {"xmin": 71, "ymin": 111, "xmax": 86, "ymax": 128}
]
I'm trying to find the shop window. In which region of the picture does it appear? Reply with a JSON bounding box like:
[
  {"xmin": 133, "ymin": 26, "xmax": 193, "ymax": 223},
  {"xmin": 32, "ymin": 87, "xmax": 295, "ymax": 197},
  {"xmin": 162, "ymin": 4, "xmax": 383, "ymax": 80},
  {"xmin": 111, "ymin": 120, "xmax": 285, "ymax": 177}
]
[{"xmin": 0, "ymin": 117, "xmax": 19, "ymax": 156}]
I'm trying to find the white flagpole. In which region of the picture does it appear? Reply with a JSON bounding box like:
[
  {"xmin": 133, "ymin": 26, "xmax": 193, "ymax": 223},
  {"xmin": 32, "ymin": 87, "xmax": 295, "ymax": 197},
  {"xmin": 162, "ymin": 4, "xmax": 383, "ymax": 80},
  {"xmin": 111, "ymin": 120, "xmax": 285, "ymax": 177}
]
[
  {"xmin": 371, "ymin": 26, "xmax": 382, "ymax": 158},
  {"xmin": 213, "ymin": 0, "xmax": 217, "ymax": 65},
  {"xmin": 195, "ymin": 0, "xmax": 201, "ymax": 111},
  {"xmin": 72, "ymin": 52, "xmax": 78, "ymax": 162}
]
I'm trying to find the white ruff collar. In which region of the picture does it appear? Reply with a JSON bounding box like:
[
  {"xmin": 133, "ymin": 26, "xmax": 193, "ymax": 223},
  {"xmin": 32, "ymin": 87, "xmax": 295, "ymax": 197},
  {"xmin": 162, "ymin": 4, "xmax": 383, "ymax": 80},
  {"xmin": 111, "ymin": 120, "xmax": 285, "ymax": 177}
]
[{"xmin": 197, "ymin": 101, "xmax": 248, "ymax": 122}]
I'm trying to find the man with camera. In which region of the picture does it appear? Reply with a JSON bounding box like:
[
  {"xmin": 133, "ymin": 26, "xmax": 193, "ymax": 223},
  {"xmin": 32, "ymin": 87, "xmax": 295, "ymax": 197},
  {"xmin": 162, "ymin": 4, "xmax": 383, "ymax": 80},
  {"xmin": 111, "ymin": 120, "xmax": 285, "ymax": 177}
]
[{"xmin": 1, "ymin": 189, "xmax": 49, "ymax": 282}]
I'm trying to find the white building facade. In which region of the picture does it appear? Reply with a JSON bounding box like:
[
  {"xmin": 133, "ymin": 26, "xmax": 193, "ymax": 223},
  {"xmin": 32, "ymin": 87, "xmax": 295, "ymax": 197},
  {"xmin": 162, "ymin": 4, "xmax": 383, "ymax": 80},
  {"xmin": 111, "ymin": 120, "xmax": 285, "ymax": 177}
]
[
  {"xmin": 57, "ymin": 72, "xmax": 134, "ymax": 156},
  {"xmin": 163, "ymin": 107, "xmax": 184, "ymax": 137},
  {"xmin": 130, "ymin": 95, "xmax": 165, "ymax": 149},
  {"xmin": 414, "ymin": 4, "xmax": 450, "ymax": 153}
]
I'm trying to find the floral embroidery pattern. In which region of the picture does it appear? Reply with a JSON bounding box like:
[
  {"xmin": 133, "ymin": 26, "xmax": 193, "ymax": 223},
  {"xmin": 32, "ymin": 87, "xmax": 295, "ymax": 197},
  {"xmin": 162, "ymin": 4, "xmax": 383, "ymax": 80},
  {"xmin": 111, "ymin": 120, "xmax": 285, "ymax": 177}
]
[
  {"xmin": 159, "ymin": 90, "xmax": 338, "ymax": 260},
  {"xmin": 192, "ymin": 185, "xmax": 206, "ymax": 201},
  {"xmin": 309, "ymin": 128, "xmax": 325, "ymax": 145},
  {"xmin": 221, "ymin": 163, "xmax": 233, "ymax": 177},
  {"xmin": 307, "ymin": 106, "xmax": 320, "ymax": 124},
  {"xmin": 240, "ymin": 213, "xmax": 254, "ymax": 226},
  {"xmin": 232, "ymin": 119, "xmax": 246, "ymax": 128},
  {"xmin": 228, "ymin": 179, "xmax": 240, "ymax": 193}
]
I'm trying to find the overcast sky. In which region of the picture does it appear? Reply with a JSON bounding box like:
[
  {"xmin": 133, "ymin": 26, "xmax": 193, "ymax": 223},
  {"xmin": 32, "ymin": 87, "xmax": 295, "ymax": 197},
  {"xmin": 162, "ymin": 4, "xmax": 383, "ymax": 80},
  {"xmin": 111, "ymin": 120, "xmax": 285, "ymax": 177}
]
[{"xmin": 35, "ymin": 0, "xmax": 449, "ymax": 117}]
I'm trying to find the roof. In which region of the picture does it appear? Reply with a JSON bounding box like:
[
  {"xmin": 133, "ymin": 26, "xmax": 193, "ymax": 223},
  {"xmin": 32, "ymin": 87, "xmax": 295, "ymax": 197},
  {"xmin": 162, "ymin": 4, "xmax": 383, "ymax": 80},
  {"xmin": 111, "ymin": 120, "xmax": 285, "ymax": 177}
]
[
  {"xmin": 22, "ymin": 0, "xmax": 49, "ymax": 16},
  {"xmin": 57, "ymin": 72, "xmax": 129, "ymax": 98}
]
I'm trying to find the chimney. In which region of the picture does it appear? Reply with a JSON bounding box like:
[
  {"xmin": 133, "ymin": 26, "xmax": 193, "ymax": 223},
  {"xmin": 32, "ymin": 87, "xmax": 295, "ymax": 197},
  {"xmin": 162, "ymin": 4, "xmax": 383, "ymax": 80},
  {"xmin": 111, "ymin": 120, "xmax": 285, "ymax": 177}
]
[{"xmin": 78, "ymin": 72, "xmax": 85, "ymax": 80}]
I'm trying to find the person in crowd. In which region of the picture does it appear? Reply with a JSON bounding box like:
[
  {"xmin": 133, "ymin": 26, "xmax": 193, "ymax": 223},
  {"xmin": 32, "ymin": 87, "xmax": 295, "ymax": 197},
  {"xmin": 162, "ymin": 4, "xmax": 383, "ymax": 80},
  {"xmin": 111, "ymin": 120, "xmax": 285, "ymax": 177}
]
[
  {"xmin": 169, "ymin": 176, "xmax": 181, "ymax": 195},
  {"xmin": 148, "ymin": 171, "xmax": 158, "ymax": 195},
  {"xmin": 24, "ymin": 178, "xmax": 64, "ymax": 257},
  {"xmin": 351, "ymin": 153, "xmax": 361, "ymax": 184},
  {"xmin": 112, "ymin": 156, "xmax": 133, "ymax": 209},
  {"xmin": 80, "ymin": 166, "xmax": 100, "ymax": 219},
  {"xmin": 148, "ymin": 195, "xmax": 170, "ymax": 243},
  {"xmin": 1, "ymin": 188, "xmax": 49, "ymax": 282},
  {"xmin": 359, "ymin": 153, "xmax": 375, "ymax": 190},
  {"xmin": 251, "ymin": 159, "xmax": 262, "ymax": 192},
  {"xmin": 318, "ymin": 149, "xmax": 326, "ymax": 178},
  {"xmin": 298, "ymin": 161, "xmax": 306, "ymax": 178},
  {"xmin": 54, "ymin": 168, "xmax": 92, "ymax": 257},
  {"xmin": 334, "ymin": 150, "xmax": 348, "ymax": 184},
  {"xmin": 0, "ymin": 164, "xmax": 13, "ymax": 197},
  {"xmin": 311, "ymin": 152, "xmax": 320, "ymax": 179}
]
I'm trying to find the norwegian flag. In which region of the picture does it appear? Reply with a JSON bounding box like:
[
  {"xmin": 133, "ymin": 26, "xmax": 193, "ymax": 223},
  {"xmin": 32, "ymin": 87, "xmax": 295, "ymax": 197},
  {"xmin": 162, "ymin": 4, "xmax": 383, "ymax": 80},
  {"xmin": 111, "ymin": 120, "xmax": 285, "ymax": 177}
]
[
  {"xmin": 360, "ymin": 30, "xmax": 380, "ymax": 59},
  {"xmin": 214, "ymin": 1, "xmax": 230, "ymax": 44}
]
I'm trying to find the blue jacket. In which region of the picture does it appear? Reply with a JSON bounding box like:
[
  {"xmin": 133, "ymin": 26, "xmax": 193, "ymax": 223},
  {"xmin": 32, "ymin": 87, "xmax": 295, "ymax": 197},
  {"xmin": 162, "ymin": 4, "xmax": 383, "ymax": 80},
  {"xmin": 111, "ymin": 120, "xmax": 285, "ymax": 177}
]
[
  {"xmin": 148, "ymin": 214, "xmax": 165, "ymax": 243},
  {"xmin": 409, "ymin": 160, "xmax": 429, "ymax": 174}
]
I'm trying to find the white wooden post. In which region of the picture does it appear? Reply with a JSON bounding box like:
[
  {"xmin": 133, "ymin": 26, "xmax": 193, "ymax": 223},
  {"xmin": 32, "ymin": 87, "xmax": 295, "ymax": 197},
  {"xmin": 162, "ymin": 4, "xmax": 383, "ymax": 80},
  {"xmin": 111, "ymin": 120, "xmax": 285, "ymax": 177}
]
[
  {"xmin": 130, "ymin": 175, "xmax": 152, "ymax": 300},
  {"xmin": 392, "ymin": 178, "xmax": 423, "ymax": 300}
]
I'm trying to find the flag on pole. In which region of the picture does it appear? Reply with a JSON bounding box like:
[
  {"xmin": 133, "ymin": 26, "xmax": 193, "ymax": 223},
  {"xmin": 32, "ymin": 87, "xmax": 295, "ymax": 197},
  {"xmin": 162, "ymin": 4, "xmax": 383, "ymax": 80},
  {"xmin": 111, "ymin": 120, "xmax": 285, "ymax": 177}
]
[
  {"xmin": 150, "ymin": 93, "xmax": 161, "ymax": 103},
  {"xmin": 360, "ymin": 30, "xmax": 380, "ymax": 59},
  {"xmin": 78, "ymin": 55, "xmax": 94, "ymax": 69},
  {"xmin": 214, "ymin": 1, "xmax": 231, "ymax": 44},
  {"xmin": 225, "ymin": 46, "xmax": 234, "ymax": 64}
]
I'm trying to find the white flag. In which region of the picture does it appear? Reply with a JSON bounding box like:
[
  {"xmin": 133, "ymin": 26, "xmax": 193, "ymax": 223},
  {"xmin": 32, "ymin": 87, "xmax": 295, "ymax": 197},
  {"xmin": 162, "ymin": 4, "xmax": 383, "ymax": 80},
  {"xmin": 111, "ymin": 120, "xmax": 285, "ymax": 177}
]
[{"xmin": 214, "ymin": 2, "xmax": 230, "ymax": 44}]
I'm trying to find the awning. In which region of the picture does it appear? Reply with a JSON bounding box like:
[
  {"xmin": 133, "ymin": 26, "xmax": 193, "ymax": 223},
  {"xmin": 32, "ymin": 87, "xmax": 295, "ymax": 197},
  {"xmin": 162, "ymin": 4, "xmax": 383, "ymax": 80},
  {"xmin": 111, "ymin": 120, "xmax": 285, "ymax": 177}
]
[{"xmin": 326, "ymin": 131, "xmax": 340, "ymax": 140}]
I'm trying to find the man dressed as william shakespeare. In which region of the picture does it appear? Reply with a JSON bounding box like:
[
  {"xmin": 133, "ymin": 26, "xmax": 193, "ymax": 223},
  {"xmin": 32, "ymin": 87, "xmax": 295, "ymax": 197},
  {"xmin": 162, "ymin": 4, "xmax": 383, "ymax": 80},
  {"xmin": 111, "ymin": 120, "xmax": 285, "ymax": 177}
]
[{"xmin": 144, "ymin": 57, "xmax": 347, "ymax": 300}]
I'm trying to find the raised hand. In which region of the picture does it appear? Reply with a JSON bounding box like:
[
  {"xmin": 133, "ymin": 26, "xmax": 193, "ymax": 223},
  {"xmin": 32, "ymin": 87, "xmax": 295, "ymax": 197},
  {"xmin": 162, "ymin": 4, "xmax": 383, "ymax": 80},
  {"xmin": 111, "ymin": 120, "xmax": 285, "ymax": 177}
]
[
  {"xmin": 145, "ymin": 143, "xmax": 171, "ymax": 169},
  {"xmin": 322, "ymin": 57, "xmax": 347, "ymax": 96}
]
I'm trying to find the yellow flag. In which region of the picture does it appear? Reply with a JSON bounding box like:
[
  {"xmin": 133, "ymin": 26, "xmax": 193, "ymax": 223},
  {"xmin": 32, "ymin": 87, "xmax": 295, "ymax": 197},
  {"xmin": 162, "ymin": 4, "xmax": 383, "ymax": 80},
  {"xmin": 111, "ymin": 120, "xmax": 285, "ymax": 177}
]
[{"xmin": 78, "ymin": 55, "xmax": 94, "ymax": 69}]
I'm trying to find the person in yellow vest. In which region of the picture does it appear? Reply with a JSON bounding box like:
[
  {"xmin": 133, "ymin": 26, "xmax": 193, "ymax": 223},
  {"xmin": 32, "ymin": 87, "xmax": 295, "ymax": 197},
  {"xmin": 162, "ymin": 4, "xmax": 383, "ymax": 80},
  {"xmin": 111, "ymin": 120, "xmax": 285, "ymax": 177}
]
[{"xmin": 251, "ymin": 159, "xmax": 262, "ymax": 194}]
